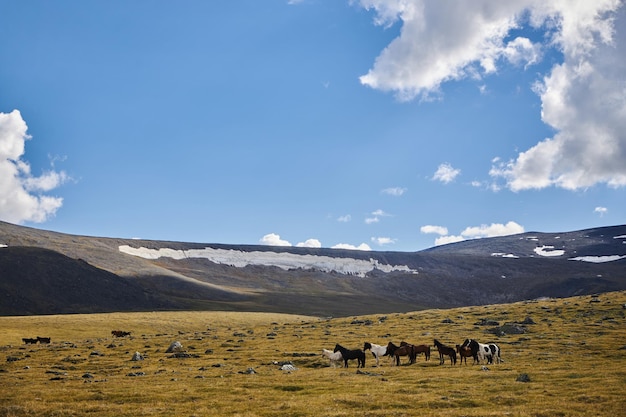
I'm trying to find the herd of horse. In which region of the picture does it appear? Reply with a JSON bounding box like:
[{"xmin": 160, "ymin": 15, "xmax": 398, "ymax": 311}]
[
  {"xmin": 21, "ymin": 336, "xmax": 51, "ymax": 345},
  {"xmin": 324, "ymin": 339, "xmax": 502, "ymax": 368}
]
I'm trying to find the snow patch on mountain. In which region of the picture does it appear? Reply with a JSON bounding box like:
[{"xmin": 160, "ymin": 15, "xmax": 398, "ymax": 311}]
[
  {"xmin": 118, "ymin": 245, "xmax": 418, "ymax": 277},
  {"xmin": 569, "ymin": 255, "xmax": 626, "ymax": 263},
  {"xmin": 533, "ymin": 246, "xmax": 565, "ymax": 257},
  {"xmin": 491, "ymin": 253, "xmax": 519, "ymax": 258}
]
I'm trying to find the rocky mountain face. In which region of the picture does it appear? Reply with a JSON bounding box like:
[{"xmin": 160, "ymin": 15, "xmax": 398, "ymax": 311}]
[{"xmin": 1, "ymin": 221, "xmax": 624, "ymax": 316}]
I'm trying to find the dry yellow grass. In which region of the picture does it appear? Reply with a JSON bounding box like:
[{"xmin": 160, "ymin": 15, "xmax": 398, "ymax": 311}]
[{"xmin": 1, "ymin": 291, "xmax": 625, "ymax": 416}]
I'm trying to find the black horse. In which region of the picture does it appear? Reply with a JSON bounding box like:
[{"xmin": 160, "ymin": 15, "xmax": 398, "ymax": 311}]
[
  {"xmin": 433, "ymin": 339, "xmax": 457, "ymax": 365},
  {"xmin": 334, "ymin": 343, "xmax": 366, "ymax": 368}
]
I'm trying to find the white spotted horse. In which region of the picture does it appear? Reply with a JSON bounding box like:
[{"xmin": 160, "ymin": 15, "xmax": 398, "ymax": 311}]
[
  {"xmin": 461, "ymin": 339, "xmax": 501, "ymax": 364},
  {"xmin": 363, "ymin": 342, "xmax": 388, "ymax": 366}
]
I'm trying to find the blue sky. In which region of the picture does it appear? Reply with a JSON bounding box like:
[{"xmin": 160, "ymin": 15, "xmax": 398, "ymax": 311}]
[{"xmin": 1, "ymin": 0, "xmax": 625, "ymax": 251}]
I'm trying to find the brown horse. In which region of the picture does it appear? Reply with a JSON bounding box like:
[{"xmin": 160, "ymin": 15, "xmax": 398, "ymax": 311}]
[
  {"xmin": 412, "ymin": 344, "xmax": 431, "ymax": 361},
  {"xmin": 433, "ymin": 339, "xmax": 457, "ymax": 365},
  {"xmin": 456, "ymin": 344, "xmax": 473, "ymax": 365},
  {"xmin": 386, "ymin": 342, "xmax": 415, "ymax": 366}
]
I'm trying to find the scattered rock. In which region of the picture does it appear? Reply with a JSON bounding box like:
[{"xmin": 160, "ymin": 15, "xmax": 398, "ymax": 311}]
[
  {"xmin": 474, "ymin": 318, "xmax": 500, "ymax": 326},
  {"xmin": 280, "ymin": 364, "xmax": 297, "ymax": 372},
  {"xmin": 240, "ymin": 367, "xmax": 256, "ymax": 374},
  {"xmin": 356, "ymin": 369, "xmax": 382, "ymax": 377},
  {"xmin": 488, "ymin": 324, "xmax": 527, "ymax": 336},
  {"xmin": 168, "ymin": 352, "xmax": 198, "ymax": 359},
  {"xmin": 82, "ymin": 373, "xmax": 94, "ymax": 379},
  {"xmin": 442, "ymin": 318, "xmax": 454, "ymax": 324},
  {"xmin": 351, "ymin": 319, "xmax": 373, "ymax": 325},
  {"xmin": 127, "ymin": 372, "xmax": 145, "ymax": 377},
  {"xmin": 520, "ymin": 316, "xmax": 536, "ymax": 325},
  {"xmin": 131, "ymin": 352, "xmax": 144, "ymax": 361},
  {"xmin": 516, "ymin": 373, "xmax": 531, "ymax": 383},
  {"xmin": 481, "ymin": 366, "xmax": 490, "ymax": 371},
  {"xmin": 165, "ymin": 341, "xmax": 183, "ymax": 353}
]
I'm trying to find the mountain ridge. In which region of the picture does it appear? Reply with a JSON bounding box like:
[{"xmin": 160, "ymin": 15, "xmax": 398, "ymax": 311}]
[{"xmin": 1, "ymin": 221, "xmax": 625, "ymax": 316}]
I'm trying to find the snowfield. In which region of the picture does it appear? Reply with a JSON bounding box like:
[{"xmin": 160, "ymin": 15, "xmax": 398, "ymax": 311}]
[
  {"xmin": 118, "ymin": 245, "xmax": 419, "ymax": 277},
  {"xmin": 533, "ymin": 245, "xmax": 565, "ymax": 257},
  {"xmin": 569, "ymin": 255, "xmax": 626, "ymax": 263}
]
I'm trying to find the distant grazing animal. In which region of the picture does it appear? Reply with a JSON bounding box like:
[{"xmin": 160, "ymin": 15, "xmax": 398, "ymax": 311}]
[
  {"xmin": 433, "ymin": 339, "xmax": 457, "ymax": 365},
  {"xmin": 461, "ymin": 339, "xmax": 494, "ymax": 364},
  {"xmin": 385, "ymin": 342, "xmax": 415, "ymax": 366},
  {"xmin": 488, "ymin": 343, "xmax": 502, "ymax": 364},
  {"xmin": 456, "ymin": 344, "xmax": 473, "ymax": 365},
  {"xmin": 363, "ymin": 342, "xmax": 388, "ymax": 366},
  {"xmin": 333, "ymin": 344, "xmax": 365, "ymax": 368},
  {"xmin": 410, "ymin": 344, "xmax": 431, "ymax": 361},
  {"xmin": 22, "ymin": 338, "xmax": 38, "ymax": 345},
  {"xmin": 111, "ymin": 330, "xmax": 131, "ymax": 337},
  {"xmin": 322, "ymin": 348, "xmax": 343, "ymax": 367},
  {"xmin": 36, "ymin": 336, "xmax": 51, "ymax": 344}
]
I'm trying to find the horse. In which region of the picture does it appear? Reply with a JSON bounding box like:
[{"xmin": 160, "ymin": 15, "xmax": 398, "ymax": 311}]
[
  {"xmin": 460, "ymin": 339, "xmax": 493, "ymax": 364},
  {"xmin": 386, "ymin": 342, "xmax": 415, "ymax": 366},
  {"xmin": 363, "ymin": 342, "xmax": 388, "ymax": 366},
  {"xmin": 433, "ymin": 339, "xmax": 457, "ymax": 365},
  {"xmin": 36, "ymin": 336, "xmax": 51, "ymax": 344},
  {"xmin": 322, "ymin": 348, "xmax": 343, "ymax": 367},
  {"xmin": 411, "ymin": 344, "xmax": 431, "ymax": 361},
  {"xmin": 334, "ymin": 344, "xmax": 366, "ymax": 368},
  {"xmin": 488, "ymin": 343, "xmax": 502, "ymax": 364},
  {"xmin": 22, "ymin": 337, "xmax": 38, "ymax": 344},
  {"xmin": 111, "ymin": 330, "xmax": 131, "ymax": 338},
  {"xmin": 456, "ymin": 344, "xmax": 473, "ymax": 365}
]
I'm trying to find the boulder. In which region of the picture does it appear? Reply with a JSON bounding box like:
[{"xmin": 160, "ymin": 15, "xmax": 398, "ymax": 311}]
[{"xmin": 165, "ymin": 341, "xmax": 183, "ymax": 353}]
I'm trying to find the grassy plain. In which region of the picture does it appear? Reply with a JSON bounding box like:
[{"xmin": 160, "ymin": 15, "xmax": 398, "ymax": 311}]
[{"xmin": 1, "ymin": 291, "xmax": 625, "ymax": 416}]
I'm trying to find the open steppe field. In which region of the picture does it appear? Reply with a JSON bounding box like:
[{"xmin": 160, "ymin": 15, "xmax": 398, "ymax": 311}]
[{"xmin": 1, "ymin": 292, "xmax": 625, "ymax": 417}]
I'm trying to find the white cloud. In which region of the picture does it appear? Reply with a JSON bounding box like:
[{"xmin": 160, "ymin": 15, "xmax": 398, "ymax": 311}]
[
  {"xmin": 432, "ymin": 221, "xmax": 524, "ymax": 246},
  {"xmin": 502, "ymin": 36, "xmax": 542, "ymax": 68},
  {"xmin": 371, "ymin": 236, "xmax": 396, "ymax": 246},
  {"xmin": 381, "ymin": 187, "xmax": 406, "ymax": 196},
  {"xmin": 259, "ymin": 233, "xmax": 292, "ymax": 246},
  {"xmin": 331, "ymin": 242, "xmax": 372, "ymax": 251},
  {"xmin": 461, "ymin": 221, "xmax": 525, "ymax": 238},
  {"xmin": 357, "ymin": 0, "xmax": 532, "ymax": 101},
  {"xmin": 296, "ymin": 238, "xmax": 322, "ymax": 248},
  {"xmin": 432, "ymin": 163, "xmax": 460, "ymax": 184},
  {"xmin": 357, "ymin": 1, "xmax": 626, "ymax": 191},
  {"xmin": 594, "ymin": 206, "xmax": 608, "ymax": 216},
  {"xmin": 365, "ymin": 209, "xmax": 391, "ymax": 224},
  {"xmin": 0, "ymin": 110, "xmax": 68, "ymax": 224},
  {"xmin": 337, "ymin": 214, "xmax": 352, "ymax": 222},
  {"xmin": 435, "ymin": 235, "xmax": 465, "ymax": 246},
  {"xmin": 420, "ymin": 225, "xmax": 448, "ymax": 235},
  {"xmin": 365, "ymin": 216, "xmax": 380, "ymax": 224}
]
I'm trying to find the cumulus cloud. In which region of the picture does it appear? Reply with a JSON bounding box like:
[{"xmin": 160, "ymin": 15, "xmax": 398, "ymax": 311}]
[
  {"xmin": 420, "ymin": 225, "xmax": 448, "ymax": 235},
  {"xmin": 296, "ymin": 238, "xmax": 322, "ymax": 248},
  {"xmin": 381, "ymin": 186, "xmax": 407, "ymax": 196},
  {"xmin": 435, "ymin": 235, "xmax": 466, "ymax": 246},
  {"xmin": 0, "ymin": 110, "xmax": 69, "ymax": 224},
  {"xmin": 371, "ymin": 236, "xmax": 396, "ymax": 246},
  {"xmin": 365, "ymin": 209, "xmax": 391, "ymax": 224},
  {"xmin": 259, "ymin": 233, "xmax": 292, "ymax": 246},
  {"xmin": 432, "ymin": 221, "xmax": 524, "ymax": 246},
  {"xmin": 432, "ymin": 163, "xmax": 460, "ymax": 184},
  {"xmin": 356, "ymin": 1, "xmax": 626, "ymax": 191},
  {"xmin": 337, "ymin": 214, "xmax": 352, "ymax": 222},
  {"xmin": 332, "ymin": 242, "xmax": 372, "ymax": 251},
  {"xmin": 594, "ymin": 206, "xmax": 608, "ymax": 216}
]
